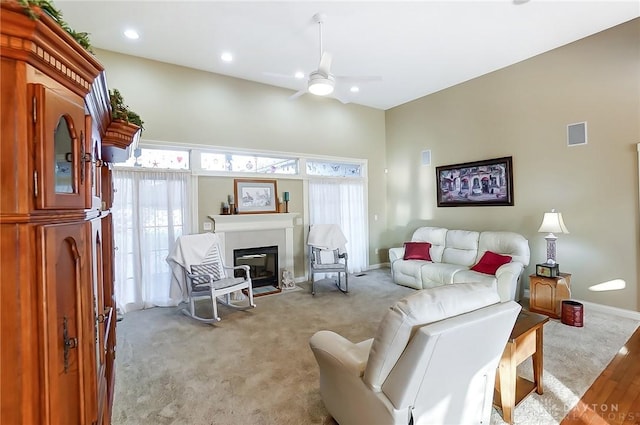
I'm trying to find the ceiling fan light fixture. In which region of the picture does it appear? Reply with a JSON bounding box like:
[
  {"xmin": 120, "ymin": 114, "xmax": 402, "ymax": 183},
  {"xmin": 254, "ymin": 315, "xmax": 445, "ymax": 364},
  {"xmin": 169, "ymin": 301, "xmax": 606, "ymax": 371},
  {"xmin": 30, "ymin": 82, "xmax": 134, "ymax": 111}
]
[{"xmin": 308, "ymin": 72, "xmax": 335, "ymax": 96}]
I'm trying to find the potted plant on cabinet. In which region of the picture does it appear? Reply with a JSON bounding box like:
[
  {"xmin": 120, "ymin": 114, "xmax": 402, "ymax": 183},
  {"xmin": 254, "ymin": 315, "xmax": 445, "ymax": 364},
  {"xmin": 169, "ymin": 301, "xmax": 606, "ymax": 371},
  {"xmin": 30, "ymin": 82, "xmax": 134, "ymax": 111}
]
[
  {"xmin": 104, "ymin": 89, "xmax": 144, "ymax": 154},
  {"xmin": 15, "ymin": 0, "xmax": 93, "ymax": 52},
  {"xmin": 109, "ymin": 89, "xmax": 144, "ymax": 130}
]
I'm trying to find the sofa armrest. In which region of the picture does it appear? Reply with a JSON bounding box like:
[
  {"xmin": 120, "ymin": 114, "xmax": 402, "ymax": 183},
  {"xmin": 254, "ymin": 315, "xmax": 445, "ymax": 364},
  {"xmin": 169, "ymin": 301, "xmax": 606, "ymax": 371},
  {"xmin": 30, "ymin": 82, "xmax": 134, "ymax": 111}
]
[
  {"xmin": 388, "ymin": 247, "xmax": 405, "ymax": 264},
  {"xmin": 309, "ymin": 331, "xmax": 373, "ymax": 377},
  {"xmin": 495, "ymin": 262, "xmax": 525, "ymax": 302}
]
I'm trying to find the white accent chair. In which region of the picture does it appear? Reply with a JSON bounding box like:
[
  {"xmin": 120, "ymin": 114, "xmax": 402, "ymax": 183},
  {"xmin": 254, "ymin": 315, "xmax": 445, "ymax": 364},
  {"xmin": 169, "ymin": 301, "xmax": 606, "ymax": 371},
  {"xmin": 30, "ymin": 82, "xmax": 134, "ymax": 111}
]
[
  {"xmin": 307, "ymin": 224, "xmax": 349, "ymax": 295},
  {"xmin": 167, "ymin": 233, "xmax": 256, "ymax": 323},
  {"xmin": 308, "ymin": 246, "xmax": 349, "ymax": 295},
  {"xmin": 309, "ymin": 282, "xmax": 521, "ymax": 425}
]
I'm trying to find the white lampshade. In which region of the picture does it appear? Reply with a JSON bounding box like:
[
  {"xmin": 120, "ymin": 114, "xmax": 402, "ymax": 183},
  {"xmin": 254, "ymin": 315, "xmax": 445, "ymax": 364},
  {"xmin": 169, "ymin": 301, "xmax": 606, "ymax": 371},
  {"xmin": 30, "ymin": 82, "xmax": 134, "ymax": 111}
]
[
  {"xmin": 538, "ymin": 209, "xmax": 569, "ymax": 234},
  {"xmin": 308, "ymin": 73, "xmax": 334, "ymax": 96}
]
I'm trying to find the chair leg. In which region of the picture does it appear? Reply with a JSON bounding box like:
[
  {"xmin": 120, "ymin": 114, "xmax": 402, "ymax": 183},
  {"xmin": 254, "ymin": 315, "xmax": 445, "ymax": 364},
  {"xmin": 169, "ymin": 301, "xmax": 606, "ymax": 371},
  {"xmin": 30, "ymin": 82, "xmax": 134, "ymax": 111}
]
[
  {"xmin": 211, "ymin": 291, "xmax": 221, "ymax": 322},
  {"xmin": 190, "ymin": 296, "xmax": 196, "ymax": 316},
  {"xmin": 335, "ymin": 272, "xmax": 348, "ymax": 294},
  {"xmin": 247, "ymin": 284, "xmax": 256, "ymax": 308}
]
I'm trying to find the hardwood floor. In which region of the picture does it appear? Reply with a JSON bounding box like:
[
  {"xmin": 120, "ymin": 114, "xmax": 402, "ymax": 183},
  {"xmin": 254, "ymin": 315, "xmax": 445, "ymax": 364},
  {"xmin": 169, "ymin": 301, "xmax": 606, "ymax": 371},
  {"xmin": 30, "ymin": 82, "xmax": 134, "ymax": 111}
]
[{"xmin": 560, "ymin": 326, "xmax": 640, "ymax": 425}]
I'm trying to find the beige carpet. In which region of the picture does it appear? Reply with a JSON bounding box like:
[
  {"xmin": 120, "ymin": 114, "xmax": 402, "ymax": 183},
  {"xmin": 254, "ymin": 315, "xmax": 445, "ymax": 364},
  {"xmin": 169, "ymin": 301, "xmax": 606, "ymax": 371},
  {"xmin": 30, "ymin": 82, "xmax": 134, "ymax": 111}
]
[{"xmin": 112, "ymin": 270, "xmax": 639, "ymax": 425}]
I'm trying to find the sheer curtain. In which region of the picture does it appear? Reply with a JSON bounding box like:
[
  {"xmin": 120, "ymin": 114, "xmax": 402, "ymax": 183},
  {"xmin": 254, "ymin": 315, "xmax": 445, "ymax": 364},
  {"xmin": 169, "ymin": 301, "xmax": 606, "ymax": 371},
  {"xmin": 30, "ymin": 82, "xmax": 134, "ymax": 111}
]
[
  {"xmin": 112, "ymin": 169, "xmax": 192, "ymax": 312},
  {"xmin": 308, "ymin": 178, "xmax": 368, "ymax": 273}
]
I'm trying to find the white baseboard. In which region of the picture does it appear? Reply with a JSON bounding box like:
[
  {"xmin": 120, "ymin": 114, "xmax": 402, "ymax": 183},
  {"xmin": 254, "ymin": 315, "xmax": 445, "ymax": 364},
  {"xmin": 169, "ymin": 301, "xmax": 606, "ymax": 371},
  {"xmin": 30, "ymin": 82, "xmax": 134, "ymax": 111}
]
[
  {"xmin": 574, "ymin": 299, "xmax": 640, "ymax": 321},
  {"xmin": 293, "ymin": 263, "xmax": 390, "ymax": 282},
  {"xmin": 522, "ymin": 289, "xmax": 640, "ymax": 321},
  {"xmin": 366, "ymin": 262, "xmax": 390, "ymax": 270}
]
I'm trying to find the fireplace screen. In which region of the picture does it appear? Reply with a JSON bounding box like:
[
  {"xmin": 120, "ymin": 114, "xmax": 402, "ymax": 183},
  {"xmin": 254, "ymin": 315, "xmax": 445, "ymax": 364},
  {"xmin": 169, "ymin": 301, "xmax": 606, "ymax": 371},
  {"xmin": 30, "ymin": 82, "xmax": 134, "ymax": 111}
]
[{"xmin": 233, "ymin": 246, "xmax": 278, "ymax": 288}]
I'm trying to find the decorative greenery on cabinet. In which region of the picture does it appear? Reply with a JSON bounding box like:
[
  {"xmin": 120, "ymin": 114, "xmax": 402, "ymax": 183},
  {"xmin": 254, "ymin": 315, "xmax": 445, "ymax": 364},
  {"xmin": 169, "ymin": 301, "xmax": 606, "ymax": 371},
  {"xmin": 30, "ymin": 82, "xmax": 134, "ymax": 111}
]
[
  {"xmin": 15, "ymin": 0, "xmax": 93, "ymax": 52},
  {"xmin": 109, "ymin": 89, "xmax": 145, "ymax": 130}
]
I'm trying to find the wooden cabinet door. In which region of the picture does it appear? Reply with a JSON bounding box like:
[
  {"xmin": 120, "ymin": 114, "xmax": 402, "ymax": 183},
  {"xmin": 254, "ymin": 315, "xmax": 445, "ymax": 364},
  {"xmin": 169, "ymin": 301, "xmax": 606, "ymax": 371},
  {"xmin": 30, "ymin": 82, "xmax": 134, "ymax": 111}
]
[
  {"xmin": 89, "ymin": 218, "xmax": 108, "ymax": 423},
  {"xmin": 39, "ymin": 222, "xmax": 97, "ymax": 425},
  {"xmin": 100, "ymin": 165, "xmax": 114, "ymax": 210},
  {"xmin": 530, "ymin": 276, "xmax": 556, "ymax": 316},
  {"xmin": 32, "ymin": 83, "xmax": 91, "ymax": 210},
  {"xmin": 100, "ymin": 214, "xmax": 117, "ymax": 424}
]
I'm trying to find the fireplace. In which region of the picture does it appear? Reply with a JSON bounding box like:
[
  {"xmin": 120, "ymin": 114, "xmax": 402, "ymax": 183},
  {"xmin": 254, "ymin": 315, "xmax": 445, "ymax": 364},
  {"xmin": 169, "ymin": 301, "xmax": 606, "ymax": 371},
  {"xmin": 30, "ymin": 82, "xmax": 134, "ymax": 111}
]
[
  {"xmin": 234, "ymin": 246, "xmax": 278, "ymax": 288},
  {"xmin": 208, "ymin": 213, "xmax": 298, "ymax": 288}
]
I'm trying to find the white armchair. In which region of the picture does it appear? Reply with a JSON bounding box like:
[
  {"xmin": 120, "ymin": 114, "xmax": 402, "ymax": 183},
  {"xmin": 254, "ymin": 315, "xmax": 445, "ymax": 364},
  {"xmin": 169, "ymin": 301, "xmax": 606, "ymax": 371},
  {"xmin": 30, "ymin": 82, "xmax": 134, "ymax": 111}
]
[{"xmin": 309, "ymin": 282, "xmax": 521, "ymax": 425}]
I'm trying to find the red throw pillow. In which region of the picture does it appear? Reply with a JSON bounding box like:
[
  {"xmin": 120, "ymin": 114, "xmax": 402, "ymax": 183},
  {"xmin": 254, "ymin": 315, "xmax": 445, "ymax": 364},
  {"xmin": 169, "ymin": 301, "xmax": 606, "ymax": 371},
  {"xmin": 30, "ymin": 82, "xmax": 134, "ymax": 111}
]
[
  {"xmin": 403, "ymin": 242, "xmax": 432, "ymax": 261},
  {"xmin": 471, "ymin": 251, "xmax": 512, "ymax": 275}
]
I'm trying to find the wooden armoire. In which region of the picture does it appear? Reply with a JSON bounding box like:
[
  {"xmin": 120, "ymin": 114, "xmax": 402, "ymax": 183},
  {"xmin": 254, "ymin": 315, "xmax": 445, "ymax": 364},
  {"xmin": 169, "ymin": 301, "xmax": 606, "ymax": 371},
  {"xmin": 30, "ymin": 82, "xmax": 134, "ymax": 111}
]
[{"xmin": 1, "ymin": 3, "xmax": 139, "ymax": 424}]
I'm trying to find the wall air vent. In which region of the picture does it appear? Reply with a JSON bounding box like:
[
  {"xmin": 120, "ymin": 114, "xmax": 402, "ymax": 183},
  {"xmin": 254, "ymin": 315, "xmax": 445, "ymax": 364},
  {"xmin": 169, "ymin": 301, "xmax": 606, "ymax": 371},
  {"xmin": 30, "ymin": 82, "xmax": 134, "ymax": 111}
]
[
  {"xmin": 421, "ymin": 150, "xmax": 431, "ymax": 166},
  {"xmin": 567, "ymin": 122, "xmax": 587, "ymax": 146}
]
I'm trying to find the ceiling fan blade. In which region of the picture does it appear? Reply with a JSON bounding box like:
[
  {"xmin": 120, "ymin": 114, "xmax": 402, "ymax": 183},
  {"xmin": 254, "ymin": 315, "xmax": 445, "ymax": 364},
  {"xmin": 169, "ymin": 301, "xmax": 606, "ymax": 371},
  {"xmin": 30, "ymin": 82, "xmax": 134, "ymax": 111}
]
[
  {"xmin": 335, "ymin": 75, "xmax": 383, "ymax": 83},
  {"xmin": 318, "ymin": 52, "xmax": 332, "ymax": 75},
  {"xmin": 288, "ymin": 90, "xmax": 306, "ymax": 100},
  {"xmin": 263, "ymin": 71, "xmax": 298, "ymax": 79},
  {"xmin": 332, "ymin": 93, "xmax": 351, "ymax": 105}
]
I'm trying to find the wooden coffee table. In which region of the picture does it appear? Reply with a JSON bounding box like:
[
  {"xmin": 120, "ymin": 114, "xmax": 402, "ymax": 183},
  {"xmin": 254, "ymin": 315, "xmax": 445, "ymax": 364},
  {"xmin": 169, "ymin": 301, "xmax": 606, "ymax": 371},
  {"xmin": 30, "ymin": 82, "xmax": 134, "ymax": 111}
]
[{"xmin": 493, "ymin": 310, "xmax": 549, "ymax": 424}]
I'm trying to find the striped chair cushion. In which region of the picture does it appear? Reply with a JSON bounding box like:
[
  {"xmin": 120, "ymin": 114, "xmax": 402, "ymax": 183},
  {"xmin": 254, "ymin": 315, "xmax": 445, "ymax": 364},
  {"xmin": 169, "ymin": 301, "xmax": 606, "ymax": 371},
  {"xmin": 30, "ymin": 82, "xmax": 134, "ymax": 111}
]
[
  {"xmin": 190, "ymin": 244, "xmax": 224, "ymax": 284},
  {"xmin": 312, "ymin": 247, "xmax": 339, "ymax": 265}
]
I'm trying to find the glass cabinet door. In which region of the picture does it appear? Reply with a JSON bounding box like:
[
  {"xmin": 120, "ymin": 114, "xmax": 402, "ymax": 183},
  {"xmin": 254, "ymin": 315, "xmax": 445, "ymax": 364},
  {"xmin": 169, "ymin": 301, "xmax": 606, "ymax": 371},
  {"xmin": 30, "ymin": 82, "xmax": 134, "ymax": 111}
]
[
  {"xmin": 53, "ymin": 115, "xmax": 74, "ymax": 193},
  {"xmin": 32, "ymin": 83, "xmax": 91, "ymax": 209}
]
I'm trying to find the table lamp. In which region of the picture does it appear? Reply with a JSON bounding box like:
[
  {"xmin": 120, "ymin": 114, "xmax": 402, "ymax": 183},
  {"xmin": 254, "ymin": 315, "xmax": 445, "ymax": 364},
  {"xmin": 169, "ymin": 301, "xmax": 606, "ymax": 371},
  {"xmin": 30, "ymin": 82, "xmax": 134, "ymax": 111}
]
[{"xmin": 537, "ymin": 209, "xmax": 569, "ymax": 265}]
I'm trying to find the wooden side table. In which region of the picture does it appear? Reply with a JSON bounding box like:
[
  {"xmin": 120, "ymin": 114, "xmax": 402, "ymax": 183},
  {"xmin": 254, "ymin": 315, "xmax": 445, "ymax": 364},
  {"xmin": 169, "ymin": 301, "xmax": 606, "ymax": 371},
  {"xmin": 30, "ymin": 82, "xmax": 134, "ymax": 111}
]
[
  {"xmin": 494, "ymin": 310, "xmax": 549, "ymax": 424},
  {"xmin": 529, "ymin": 273, "xmax": 571, "ymax": 319}
]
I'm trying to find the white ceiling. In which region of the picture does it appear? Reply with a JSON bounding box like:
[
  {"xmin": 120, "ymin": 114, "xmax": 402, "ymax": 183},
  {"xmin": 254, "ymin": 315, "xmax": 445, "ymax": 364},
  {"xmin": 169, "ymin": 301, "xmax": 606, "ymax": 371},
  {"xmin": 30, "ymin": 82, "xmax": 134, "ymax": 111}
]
[{"xmin": 56, "ymin": 1, "xmax": 639, "ymax": 110}]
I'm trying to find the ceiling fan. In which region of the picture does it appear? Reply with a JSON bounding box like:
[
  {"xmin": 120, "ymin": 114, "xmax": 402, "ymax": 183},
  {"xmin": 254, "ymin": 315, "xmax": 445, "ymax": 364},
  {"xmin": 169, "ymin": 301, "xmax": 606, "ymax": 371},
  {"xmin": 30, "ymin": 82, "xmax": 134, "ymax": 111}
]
[{"xmin": 278, "ymin": 13, "xmax": 382, "ymax": 103}]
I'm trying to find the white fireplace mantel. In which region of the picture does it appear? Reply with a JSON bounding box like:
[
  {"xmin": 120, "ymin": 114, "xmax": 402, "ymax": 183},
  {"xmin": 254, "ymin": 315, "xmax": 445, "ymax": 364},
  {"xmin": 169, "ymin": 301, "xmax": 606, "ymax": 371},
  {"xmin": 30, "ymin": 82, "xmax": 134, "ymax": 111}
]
[
  {"xmin": 207, "ymin": 213, "xmax": 299, "ymax": 282},
  {"xmin": 208, "ymin": 213, "xmax": 298, "ymax": 233}
]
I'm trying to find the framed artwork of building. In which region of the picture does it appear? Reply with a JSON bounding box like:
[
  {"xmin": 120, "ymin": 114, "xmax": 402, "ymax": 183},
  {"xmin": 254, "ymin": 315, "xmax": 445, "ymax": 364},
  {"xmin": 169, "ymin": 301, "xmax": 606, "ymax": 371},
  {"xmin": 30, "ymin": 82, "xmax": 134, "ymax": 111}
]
[{"xmin": 436, "ymin": 156, "xmax": 514, "ymax": 207}]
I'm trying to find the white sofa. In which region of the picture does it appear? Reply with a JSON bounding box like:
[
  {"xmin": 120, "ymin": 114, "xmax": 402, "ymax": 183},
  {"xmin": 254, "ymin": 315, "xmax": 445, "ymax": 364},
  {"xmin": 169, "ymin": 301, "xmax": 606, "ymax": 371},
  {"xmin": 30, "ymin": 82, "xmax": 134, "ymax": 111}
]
[{"xmin": 389, "ymin": 227, "xmax": 530, "ymax": 302}]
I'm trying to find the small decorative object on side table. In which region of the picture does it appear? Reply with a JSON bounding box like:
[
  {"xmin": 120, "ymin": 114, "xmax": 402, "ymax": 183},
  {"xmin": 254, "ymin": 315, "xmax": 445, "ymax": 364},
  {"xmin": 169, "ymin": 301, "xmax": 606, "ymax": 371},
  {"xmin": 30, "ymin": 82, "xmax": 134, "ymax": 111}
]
[
  {"xmin": 535, "ymin": 262, "xmax": 559, "ymax": 278},
  {"xmin": 529, "ymin": 272, "xmax": 571, "ymax": 319}
]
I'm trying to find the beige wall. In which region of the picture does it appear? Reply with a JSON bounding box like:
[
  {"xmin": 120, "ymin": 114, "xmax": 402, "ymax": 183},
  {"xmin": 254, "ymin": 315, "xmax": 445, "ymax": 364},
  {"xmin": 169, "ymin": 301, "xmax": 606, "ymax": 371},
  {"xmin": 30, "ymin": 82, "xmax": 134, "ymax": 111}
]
[
  {"xmin": 385, "ymin": 19, "xmax": 640, "ymax": 311},
  {"xmin": 96, "ymin": 19, "xmax": 639, "ymax": 311},
  {"xmin": 95, "ymin": 49, "xmax": 387, "ymax": 277}
]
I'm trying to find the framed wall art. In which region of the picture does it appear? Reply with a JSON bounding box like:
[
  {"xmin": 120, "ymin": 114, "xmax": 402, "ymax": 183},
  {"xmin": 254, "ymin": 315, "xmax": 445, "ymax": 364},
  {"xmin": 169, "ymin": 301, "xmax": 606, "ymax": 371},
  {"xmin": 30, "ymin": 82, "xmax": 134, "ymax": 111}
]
[
  {"xmin": 435, "ymin": 156, "xmax": 514, "ymax": 207},
  {"xmin": 234, "ymin": 179, "xmax": 279, "ymax": 214}
]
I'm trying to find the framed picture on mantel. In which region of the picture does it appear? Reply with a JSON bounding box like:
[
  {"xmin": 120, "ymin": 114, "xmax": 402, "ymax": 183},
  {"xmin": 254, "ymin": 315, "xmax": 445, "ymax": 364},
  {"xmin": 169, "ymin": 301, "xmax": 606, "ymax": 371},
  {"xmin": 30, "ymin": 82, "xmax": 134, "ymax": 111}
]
[
  {"xmin": 234, "ymin": 179, "xmax": 278, "ymax": 214},
  {"xmin": 435, "ymin": 156, "xmax": 514, "ymax": 207}
]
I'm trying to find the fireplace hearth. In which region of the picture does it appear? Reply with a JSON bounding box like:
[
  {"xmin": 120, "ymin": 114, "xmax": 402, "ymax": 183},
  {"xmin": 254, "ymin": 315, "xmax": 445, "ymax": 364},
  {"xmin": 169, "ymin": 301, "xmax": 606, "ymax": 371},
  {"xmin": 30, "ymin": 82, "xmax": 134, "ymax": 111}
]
[{"xmin": 234, "ymin": 246, "xmax": 278, "ymax": 288}]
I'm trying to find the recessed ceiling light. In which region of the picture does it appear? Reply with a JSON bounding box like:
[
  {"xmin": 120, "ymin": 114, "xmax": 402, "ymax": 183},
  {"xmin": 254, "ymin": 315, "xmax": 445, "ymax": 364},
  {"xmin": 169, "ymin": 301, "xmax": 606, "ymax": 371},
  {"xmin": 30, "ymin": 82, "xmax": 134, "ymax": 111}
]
[
  {"xmin": 123, "ymin": 29, "xmax": 139, "ymax": 40},
  {"xmin": 221, "ymin": 52, "xmax": 233, "ymax": 62},
  {"xmin": 294, "ymin": 71, "xmax": 305, "ymax": 79},
  {"xmin": 350, "ymin": 86, "xmax": 360, "ymax": 93}
]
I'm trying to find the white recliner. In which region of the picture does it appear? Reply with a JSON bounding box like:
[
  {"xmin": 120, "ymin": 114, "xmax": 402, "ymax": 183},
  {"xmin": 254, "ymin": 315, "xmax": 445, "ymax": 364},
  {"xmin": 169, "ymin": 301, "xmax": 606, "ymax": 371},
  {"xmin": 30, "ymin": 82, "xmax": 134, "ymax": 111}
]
[{"xmin": 309, "ymin": 282, "xmax": 521, "ymax": 425}]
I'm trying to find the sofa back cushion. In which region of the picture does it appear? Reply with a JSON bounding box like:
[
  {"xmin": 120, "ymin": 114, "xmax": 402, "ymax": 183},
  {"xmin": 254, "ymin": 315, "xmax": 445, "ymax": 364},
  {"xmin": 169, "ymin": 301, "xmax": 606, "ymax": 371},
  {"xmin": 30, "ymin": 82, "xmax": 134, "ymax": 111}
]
[
  {"xmin": 441, "ymin": 230, "xmax": 480, "ymax": 266},
  {"xmin": 411, "ymin": 227, "xmax": 447, "ymax": 262},
  {"xmin": 477, "ymin": 231, "xmax": 530, "ymax": 266}
]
